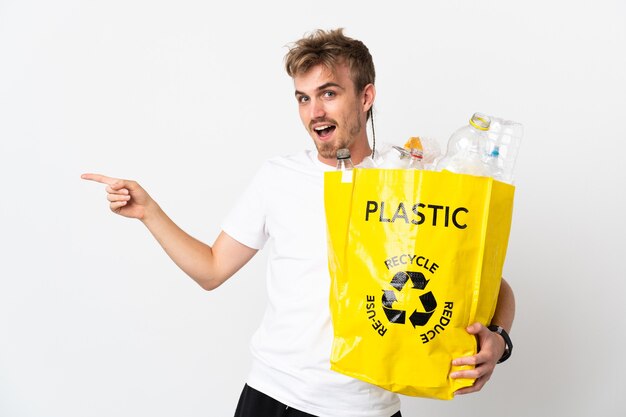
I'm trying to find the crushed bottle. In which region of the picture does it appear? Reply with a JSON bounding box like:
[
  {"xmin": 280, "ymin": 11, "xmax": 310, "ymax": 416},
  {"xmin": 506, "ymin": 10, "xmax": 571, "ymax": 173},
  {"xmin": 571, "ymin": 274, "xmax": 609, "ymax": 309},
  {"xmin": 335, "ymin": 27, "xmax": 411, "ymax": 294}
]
[
  {"xmin": 436, "ymin": 112, "xmax": 493, "ymax": 177},
  {"xmin": 436, "ymin": 113, "xmax": 522, "ymax": 183},
  {"xmin": 484, "ymin": 116, "xmax": 523, "ymax": 183}
]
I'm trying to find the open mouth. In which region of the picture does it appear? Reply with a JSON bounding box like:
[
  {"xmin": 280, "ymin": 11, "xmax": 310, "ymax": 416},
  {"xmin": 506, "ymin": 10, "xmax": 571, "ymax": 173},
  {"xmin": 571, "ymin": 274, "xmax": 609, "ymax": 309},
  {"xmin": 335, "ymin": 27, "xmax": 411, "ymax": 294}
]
[{"xmin": 313, "ymin": 124, "xmax": 336, "ymax": 139}]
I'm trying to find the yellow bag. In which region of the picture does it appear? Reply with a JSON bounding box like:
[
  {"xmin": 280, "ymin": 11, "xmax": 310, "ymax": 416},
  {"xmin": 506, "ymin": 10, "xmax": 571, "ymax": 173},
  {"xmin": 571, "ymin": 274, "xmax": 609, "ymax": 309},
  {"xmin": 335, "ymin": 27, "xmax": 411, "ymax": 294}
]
[{"xmin": 324, "ymin": 168, "xmax": 514, "ymax": 400}]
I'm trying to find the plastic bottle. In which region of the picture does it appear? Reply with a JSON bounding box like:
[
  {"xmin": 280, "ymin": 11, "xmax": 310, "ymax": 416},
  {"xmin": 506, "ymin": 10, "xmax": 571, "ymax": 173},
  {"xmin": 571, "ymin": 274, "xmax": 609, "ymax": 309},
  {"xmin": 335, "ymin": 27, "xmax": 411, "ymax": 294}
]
[
  {"xmin": 378, "ymin": 146, "xmax": 406, "ymax": 168},
  {"xmin": 413, "ymin": 137, "xmax": 441, "ymax": 170},
  {"xmin": 404, "ymin": 137, "xmax": 425, "ymax": 170},
  {"xmin": 436, "ymin": 113, "xmax": 493, "ymax": 177},
  {"xmin": 387, "ymin": 143, "xmax": 424, "ymax": 169},
  {"xmin": 336, "ymin": 148, "xmax": 354, "ymax": 182},
  {"xmin": 406, "ymin": 152, "xmax": 424, "ymax": 170},
  {"xmin": 485, "ymin": 146, "xmax": 503, "ymax": 180},
  {"xmin": 484, "ymin": 117, "xmax": 523, "ymax": 183}
]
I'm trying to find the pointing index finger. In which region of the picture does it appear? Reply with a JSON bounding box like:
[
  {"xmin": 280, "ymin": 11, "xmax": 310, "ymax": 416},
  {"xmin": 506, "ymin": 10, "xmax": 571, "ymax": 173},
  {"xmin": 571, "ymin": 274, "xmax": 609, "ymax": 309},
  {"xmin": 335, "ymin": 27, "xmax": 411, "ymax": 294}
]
[{"xmin": 81, "ymin": 173, "xmax": 119, "ymax": 185}]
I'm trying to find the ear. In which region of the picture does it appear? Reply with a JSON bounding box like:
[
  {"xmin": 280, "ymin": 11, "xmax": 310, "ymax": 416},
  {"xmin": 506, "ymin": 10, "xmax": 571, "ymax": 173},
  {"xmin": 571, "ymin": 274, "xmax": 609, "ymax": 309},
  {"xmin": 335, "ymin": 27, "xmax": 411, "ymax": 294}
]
[{"xmin": 361, "ymin": 83, "xmax": 376, "ymax": 113}]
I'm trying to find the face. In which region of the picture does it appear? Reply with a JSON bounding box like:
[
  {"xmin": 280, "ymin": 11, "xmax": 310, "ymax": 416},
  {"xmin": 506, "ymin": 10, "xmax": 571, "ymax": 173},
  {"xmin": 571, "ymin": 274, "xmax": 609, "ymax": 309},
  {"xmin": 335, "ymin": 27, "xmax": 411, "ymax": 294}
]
[{"xmin": 294, "ymin": 63, "xmax": 371, "ymax": 162}]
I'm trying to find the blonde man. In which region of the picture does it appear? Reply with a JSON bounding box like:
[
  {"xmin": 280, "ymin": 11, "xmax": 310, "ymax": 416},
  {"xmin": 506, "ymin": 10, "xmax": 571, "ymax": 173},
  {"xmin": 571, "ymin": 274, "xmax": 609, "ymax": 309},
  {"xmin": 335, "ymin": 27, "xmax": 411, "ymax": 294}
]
[{"xmin": 83, "ymin": 28, "xmax": 514, "ymax": 417}]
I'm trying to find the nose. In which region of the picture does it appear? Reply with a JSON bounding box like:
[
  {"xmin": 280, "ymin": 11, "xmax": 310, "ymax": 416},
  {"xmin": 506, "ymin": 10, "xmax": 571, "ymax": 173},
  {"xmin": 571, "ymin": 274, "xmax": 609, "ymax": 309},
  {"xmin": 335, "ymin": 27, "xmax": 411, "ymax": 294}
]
[{"xmin": 310, "ymin": 98, "xmax": 326, "ymax": 120}]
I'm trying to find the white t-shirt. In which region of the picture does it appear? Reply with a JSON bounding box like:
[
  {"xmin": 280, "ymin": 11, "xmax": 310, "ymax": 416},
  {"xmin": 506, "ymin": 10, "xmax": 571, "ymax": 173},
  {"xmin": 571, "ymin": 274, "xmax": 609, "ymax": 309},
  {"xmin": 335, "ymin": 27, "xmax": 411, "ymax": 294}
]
[{"xmin": 222, "ymin": 148, "xmax": 401, "ymax": 417}]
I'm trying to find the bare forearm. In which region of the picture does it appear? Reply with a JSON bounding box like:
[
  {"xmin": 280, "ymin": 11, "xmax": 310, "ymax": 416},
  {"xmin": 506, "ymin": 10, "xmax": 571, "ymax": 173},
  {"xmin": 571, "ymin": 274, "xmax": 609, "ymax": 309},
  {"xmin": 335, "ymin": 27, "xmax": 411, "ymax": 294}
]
[
  {"xmin": 140, "ymin": 203, "xmax": 219, "ymax": 289},
  {"xmin": 139, "ymin": 203, "xmax": 257, "ymax": 290},
  {"xmin": 141, "ymin": 203, "xmax": 215, "ymax": 285},
  {"xmin": 491, "ymin": 278, "xmax": 515, "ymax": 331}
]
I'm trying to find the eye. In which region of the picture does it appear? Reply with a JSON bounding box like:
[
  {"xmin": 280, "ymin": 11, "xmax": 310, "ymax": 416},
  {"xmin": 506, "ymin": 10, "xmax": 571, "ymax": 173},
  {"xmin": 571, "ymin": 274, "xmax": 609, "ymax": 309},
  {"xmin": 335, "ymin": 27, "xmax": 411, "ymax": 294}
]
[
  {"xmin": 297, "ymin": 95, "xmax": 310, "ymax": 104},
  {"xmin": 323, "ymin": 90, "xmax": 336, "ymax": 98}
]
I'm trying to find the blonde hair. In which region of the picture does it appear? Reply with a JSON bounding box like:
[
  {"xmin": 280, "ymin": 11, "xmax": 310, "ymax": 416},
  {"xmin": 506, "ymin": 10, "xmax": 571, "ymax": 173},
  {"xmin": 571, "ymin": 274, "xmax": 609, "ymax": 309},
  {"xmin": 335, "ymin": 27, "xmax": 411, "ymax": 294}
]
[{"xmin": 284, "ymin": 28, "xmax": 375, "ymax": 94}]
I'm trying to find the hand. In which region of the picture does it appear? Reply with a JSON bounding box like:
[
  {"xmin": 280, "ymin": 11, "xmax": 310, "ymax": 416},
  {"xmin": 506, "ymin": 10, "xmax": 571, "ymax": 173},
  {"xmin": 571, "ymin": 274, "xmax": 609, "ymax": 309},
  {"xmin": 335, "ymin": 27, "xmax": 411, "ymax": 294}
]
[
  {"xmin": 450, "ymin": 322, "xmax": 506, "ymax": 395},
  {"xmin": 81, "ymin": 173, "xmax": 155, "ymax": 220}
]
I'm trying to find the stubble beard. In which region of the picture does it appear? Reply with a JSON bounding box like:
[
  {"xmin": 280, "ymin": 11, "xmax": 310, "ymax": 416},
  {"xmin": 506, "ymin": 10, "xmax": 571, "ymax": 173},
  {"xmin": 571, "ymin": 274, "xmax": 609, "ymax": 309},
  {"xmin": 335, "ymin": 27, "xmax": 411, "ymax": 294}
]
[{"xmin": 315, "ymin": 112, "xmax": 363, "ymax": 160}]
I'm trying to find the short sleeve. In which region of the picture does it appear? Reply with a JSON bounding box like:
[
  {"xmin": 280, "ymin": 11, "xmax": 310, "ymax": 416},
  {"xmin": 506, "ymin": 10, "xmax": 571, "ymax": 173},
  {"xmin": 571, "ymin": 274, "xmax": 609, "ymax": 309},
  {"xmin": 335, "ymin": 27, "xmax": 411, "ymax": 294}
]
[{"xmin": 221, "ymin": 163, "xmax": 270, "ymax": 250}]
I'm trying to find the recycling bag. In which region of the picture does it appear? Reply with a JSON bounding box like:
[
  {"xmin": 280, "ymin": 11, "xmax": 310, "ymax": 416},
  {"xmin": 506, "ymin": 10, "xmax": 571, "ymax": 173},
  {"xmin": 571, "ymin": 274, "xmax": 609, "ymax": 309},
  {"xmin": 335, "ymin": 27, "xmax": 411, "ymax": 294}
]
[{"xmin": 324, "ymin": 168, "xmax": 514, "ymax": 400}]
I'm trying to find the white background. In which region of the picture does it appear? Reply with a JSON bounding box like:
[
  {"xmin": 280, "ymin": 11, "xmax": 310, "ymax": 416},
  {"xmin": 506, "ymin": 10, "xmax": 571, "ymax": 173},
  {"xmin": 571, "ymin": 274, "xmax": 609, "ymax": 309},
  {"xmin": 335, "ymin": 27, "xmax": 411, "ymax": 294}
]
[{"xmin": 1, "ymin": 1, "xmax": 624, "ymax": 416}]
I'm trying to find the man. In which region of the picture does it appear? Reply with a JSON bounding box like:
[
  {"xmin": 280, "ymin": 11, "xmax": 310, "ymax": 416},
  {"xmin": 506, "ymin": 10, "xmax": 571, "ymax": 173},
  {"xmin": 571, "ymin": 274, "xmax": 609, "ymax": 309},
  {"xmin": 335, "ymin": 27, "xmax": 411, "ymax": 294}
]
[{"xmin": 82, "ymin": 29, "xmax": 515, "ymax": 417}]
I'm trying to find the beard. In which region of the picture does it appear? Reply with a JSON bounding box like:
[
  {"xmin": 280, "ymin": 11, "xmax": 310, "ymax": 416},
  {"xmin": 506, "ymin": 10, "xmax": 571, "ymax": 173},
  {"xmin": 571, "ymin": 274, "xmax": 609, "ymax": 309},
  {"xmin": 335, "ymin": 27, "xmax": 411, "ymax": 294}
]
[
  {"xmin": 313, "ymin": 113, "xmax": 363, "ymax": 159},
  {"xmin": 317, "ymin": 140, "xmax": 348, "ymax": 159}
]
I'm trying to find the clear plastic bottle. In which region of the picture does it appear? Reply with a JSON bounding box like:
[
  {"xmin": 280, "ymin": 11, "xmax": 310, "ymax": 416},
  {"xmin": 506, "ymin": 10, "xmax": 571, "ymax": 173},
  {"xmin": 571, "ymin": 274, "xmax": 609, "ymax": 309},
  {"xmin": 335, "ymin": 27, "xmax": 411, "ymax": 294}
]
[
  {"xmin": 406, "ymin": 150, "xmax": 424, "ymax": 170},
  {"xmin": 436, "ymin": 113, "xmax": 493, "ymax": 177},
  {"xmin": 485, "ymin": 146, "xmax": 504, "ymax": 180},
  {"xmin": 380, "ymin": 146, "xmax": 408, "ymax": 168},
  {"xmin": 402, "ymin": 137, "xmax": 424, "ymax": 170},
  {"xmin": 414, "ymin": 137, "xmax": 441, "ymax": 170},
  {"xmin": 484, "ymin": 117, "xmax": 523, "ymax": 183},
  {"xmin": 336, "ymin": 148, "xmax": 354, "ymax": 182}
]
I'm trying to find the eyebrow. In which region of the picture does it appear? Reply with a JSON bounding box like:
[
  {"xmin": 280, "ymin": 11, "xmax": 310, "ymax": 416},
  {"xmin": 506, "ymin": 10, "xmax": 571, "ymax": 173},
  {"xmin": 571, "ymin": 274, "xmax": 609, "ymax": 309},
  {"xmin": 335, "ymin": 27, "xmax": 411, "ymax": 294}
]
[{"xmin": 295, "ymin": 82, "xmax": 345, "ymax": 97}]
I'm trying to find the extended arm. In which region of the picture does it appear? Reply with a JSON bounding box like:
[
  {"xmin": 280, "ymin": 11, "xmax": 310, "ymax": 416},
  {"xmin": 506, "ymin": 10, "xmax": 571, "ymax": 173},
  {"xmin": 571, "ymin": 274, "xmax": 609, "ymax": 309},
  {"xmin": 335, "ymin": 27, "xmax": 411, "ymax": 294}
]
[
  {"xmin": 451, "ymin": 278, "xmax": 516, "ymax": 395},
  {"xmin": 81, "ymin": 173, "xmax": 257, "ymax": 290}
]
